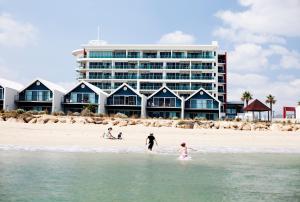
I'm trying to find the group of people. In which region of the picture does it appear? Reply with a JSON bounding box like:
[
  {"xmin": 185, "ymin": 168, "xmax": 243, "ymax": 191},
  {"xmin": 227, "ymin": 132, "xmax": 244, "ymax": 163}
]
[{"xmin": 103, "ymin": 127, "xmax": 194, "ymax": 159}]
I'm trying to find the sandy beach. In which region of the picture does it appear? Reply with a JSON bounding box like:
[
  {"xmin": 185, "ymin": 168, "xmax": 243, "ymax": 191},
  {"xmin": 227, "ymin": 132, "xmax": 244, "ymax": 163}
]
[{"xmin": 0, "ymin": 121, "xmax": 300, "ymax": 153}]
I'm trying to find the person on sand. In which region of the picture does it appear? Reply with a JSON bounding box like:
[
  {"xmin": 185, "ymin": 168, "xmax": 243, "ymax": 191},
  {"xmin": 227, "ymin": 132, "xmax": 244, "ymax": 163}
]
[
  {"xmin": 103, "ymin": 127, "xmax": 116, "ymax": 139},
  {"xmin": 179, "ymin": 142, "xmax": 196, "ymax": 159},
  {"xmin": 117, "ymin": 132, "xmax": 123, "ymax": 140},
  {"xmin": 146, "ymin": 133, "xmax": 158, "ymax": 151}
]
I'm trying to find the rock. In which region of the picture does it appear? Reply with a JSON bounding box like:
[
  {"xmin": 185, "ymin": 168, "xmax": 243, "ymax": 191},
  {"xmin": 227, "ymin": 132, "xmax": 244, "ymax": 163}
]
[
  {"xmin": 193, "ymin": 122, "xmax": 202, "ymax": 129},
  {"xmin": 281, "ymin": 125, "xmax": 293, "ymax": 131},
  {"xmin": 112, "ymin": 120, "xmax": 119, "ymax": 126},
  {"xmin": 66, "ymin": 118, "xmax": 76, "ymax": 124},
  {"xmin": 28, "ymin": 118, "xmax": 37, "ymax": 124},
  {"xmin": 213, "ymin": 122, "xmax": 220, "ymax": 129},
  {"xmin": 142, "ymin": 121, "xmax": 151, "ymax": 127},
  {"xmin": 85, "ymin": 117, "xmax": 95, "ymax": 124},
  {"xmin": 16, "ymin": 118, "xmax": 25, "ymax": 123},
  {"xmin": 6, "ymin": 118, "xmax": 17, "ymax": 123},
  {"xmin": 94, "ymin": 121, "xmax": 102, "ymax": 124},
  {"xmin": 24, "ymin": 116, "xmax": 33, "ymax": 123},
  {"xmin": 241, "ymin": 124, "xmax": 251, "ymax": 131},
  {"xmin": 0, "ymin": 116, "xmax": 5, "ymax": 122},
  {"xmin": 48, "ymin": 118, "xmax": 59, "ymax": 124},
  {"xmin": 128, "ymin": 120, "xmax": 136, "ymax": 125},
  {"xmin": 102, "ymin": 121, "xmax": 109, "ymax": 125},
  {"xmin": 59, "ymin": 118, "xmax": 66, "ymax": 123},
  {"xmin": 75, "ymin": 117, "xmax": 87, "ymax": 124},
  {"xmin": 219, "ymin": 122, "xmax": 231, "ymax": 129},
  {"xmin": 118, "ymin": 120, "xmax": 128, "ymax": 127}
]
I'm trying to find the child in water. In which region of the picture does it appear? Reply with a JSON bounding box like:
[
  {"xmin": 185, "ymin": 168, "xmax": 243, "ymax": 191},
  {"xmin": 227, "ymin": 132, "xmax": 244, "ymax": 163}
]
[{"xmin": 179, "ymin": 142, "xmax": 195, "ymax": 160}]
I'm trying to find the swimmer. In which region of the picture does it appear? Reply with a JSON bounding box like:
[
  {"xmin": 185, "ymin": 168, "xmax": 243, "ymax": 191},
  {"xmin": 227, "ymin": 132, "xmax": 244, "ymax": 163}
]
[{"xmin": 178, "ymin": 142, "xmax": 196, "ymax": 160}]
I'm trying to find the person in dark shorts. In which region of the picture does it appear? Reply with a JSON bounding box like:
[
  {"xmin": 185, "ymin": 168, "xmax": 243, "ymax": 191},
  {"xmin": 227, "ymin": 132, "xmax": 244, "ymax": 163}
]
[{"xmin": 145, "ymin": 133, "xmax": 158, "ymax": 151}]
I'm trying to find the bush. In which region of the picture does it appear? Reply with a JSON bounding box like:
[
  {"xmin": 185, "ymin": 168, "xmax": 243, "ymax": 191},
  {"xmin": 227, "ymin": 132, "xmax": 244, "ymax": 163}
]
[
  {"xmin": 52, "ymin": 111, "xmax": 65, "ymax": 116},
  {"xmin": 81, "ymin": 108, "xmax": 94, "ymax": 117},
  {"xmin": 172, "ymin": 116, "xmax": 179, "ymax": 120},
  {"xmin": 73, "ymin": 112, "xmax": 80, "ymax": 116},
  {"xmin": 38, "ymin": 111, "xmax": 47, "ymax": 115},
  {"xmin": 235, "ymin": 117, "xmax": 242, "ymax": 122},
  {"xmin": 16, "ymin": 109, "xmax": 25, "ymax": 114},
  {"xmin": 194, "ymin": 117, "xmax": 206, "ymax": 121},
  {"xmin": 27, "ymin": 110, "xmax": 39, "ymax": 115},
  {"xmin": 84, "ymin": 104, "xmax": 96, "ymax": 113},
  {"xmin": 114, "ymin": 113, "xmax": 128, "ymax": 119}
]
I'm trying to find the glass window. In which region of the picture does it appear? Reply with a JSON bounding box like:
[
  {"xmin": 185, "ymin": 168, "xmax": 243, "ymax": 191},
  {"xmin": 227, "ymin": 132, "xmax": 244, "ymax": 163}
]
[{"xmin": 0, "ymin": 88, "xmax": 3, "ymax": 100}]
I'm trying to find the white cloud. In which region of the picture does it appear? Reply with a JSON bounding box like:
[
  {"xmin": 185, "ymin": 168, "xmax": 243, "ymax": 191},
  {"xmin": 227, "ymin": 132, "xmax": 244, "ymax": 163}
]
[
  {"xmin": 158, "ymin": 31, "xmax": 195, "ymax": 44},
  {"xmin": 213, "ymin": 27, "xmax": 286, "ymax": 44},
  {"xmin": 216, "ymin": 0, "xmax": 300, "ymax": 37},
  {"xmin": 0, "ymin": 13, "xmax": 38, "ymax": 47}
]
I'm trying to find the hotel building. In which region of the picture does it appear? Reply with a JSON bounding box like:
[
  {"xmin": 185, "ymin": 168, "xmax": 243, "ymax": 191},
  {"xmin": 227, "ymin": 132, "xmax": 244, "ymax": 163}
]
[{"xmin": 72, "ymin": 41, "xmax": 227, "ymax": 119}]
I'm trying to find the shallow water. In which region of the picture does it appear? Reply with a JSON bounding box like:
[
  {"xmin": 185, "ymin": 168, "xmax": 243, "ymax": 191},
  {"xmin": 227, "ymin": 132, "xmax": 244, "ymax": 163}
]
[{"xmin": 0, "ymin": 151, "xmax": 300, "ymax": 202}]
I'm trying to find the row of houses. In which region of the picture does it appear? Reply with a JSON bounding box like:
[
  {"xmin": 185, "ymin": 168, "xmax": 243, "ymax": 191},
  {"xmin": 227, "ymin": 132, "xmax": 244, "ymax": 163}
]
[{"xmin": 0, "ymin": 78, "xmax": 223, "ymax": 120}]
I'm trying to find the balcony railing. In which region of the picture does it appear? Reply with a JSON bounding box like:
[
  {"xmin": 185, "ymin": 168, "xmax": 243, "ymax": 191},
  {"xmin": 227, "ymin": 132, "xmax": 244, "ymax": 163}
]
[
  {"xmin": 140, "ymin": 86, "xmax": 162, "ymax": 90},
  {"xmin": 16, "ymin": 95, "xmax": 52, "ymax": 102},
  {"xmin": 140, "ymin": 75, "xmax": 163, "ymax": 80},
  {"xmin": 166, "ymin": 76, "xmax": 190, "ymax": 80},
  {"xmin": 167, "ymin": 86, "xmax": 190, "ymax": 90},
  {"xmin": 191, "ymin": 86, "xmax": 213, "ymax": 90},
  {"xmin": 191, "ymin": 65, "xmax": 213, "ymax": 70},
  {"xmin": 115, "ymin": 65, "xmax": 138, "ymax": 69},
  {"xmin": 218, "ymin": 79, "xmax": 225, "ymax": 83},
  {"xmin": 191, "ymin": 76, "xmax": 213, "ymax": 80}
]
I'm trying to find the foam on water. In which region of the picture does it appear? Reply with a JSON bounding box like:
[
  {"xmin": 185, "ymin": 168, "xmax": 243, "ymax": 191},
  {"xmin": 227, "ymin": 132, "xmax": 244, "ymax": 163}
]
[{"xmin": 1, "ymin": 144, "xmax": 300, "ymax": 154}]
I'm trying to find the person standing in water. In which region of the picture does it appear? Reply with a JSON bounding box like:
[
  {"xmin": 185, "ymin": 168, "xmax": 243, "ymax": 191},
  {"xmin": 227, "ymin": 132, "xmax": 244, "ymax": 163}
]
[
  {"xmin": 146, "ymin": 133, "xmax": 158, "ymax": 151},
  {"xmin": 179, "ymin": 142, "xmax": 196, "ymax": 159}
]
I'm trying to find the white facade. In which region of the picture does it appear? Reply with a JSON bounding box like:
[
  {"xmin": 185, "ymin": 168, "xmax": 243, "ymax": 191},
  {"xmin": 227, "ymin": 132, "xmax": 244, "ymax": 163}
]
[
  {"xmin": 296, "ymin": 106, "xmax": 300, "ymax": 121},
  {"xmin": 72, "ymin": 41, "xmax": 227, "ymax": 112},
  {"xmin": 0, "ymin": 78, "xmax": 23, "ymax": 111}
]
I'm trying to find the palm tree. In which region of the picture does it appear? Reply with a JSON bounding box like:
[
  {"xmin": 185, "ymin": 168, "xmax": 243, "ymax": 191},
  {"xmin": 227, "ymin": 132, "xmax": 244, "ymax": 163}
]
[
  {"xmin": 241, "ymin": 91, "xmax": 253, "ymax": 106},
  {"xmin": 266, "ymin": 94, "xmax": 276, "ymax": 121},
  {"xmin": 298, "ymin": 101, "xmax": 300, "ymax": 106}
]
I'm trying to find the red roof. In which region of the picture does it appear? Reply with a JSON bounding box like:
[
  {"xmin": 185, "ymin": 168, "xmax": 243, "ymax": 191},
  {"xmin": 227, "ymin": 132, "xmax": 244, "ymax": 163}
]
[{"xmin": 244, "ymin": 99, "xmax": 271, "ymax": 111}]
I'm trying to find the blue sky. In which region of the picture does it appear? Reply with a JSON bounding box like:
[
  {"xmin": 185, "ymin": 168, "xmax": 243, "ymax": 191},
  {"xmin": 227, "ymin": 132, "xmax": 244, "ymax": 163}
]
[{"xmin": 0, "ymin": 0, "xmax": 299, "ymax": 113}]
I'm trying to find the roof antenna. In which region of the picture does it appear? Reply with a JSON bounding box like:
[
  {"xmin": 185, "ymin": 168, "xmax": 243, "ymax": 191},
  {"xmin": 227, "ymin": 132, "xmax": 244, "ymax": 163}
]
[{"xmin": 97, "ymin": 26, "xmax": 100, "ymax": 41}]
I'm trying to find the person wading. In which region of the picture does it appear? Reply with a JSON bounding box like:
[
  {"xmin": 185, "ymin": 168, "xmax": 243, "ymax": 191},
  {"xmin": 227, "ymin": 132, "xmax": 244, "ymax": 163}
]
[{"xmin": 146, "ymin": 133, "xmax": 158, "ymax": 151}]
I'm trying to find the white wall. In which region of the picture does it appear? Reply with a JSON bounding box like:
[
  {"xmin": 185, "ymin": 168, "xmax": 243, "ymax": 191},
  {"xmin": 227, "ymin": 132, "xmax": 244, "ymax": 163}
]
[
  {"xmin": 98, "ymin": 93, "xmax": 107, "ymax": 114},
  {"xmin": 180, "ymin": 97, "xmax": 185, "ymax": 119},
  {"xmin": 141, "ymin": 95, "xmax": 147, "ymax": 118},
  {"xmin": 3, "ymin": 87, "xmax": 18, "ymax": 111},
  {"xmin": 296, "ymin": 106, "xmax": 300, "ymax": 121},
  {"xmin": 52, "ymin": 90, "xmax": 64, "ymax": 112}
]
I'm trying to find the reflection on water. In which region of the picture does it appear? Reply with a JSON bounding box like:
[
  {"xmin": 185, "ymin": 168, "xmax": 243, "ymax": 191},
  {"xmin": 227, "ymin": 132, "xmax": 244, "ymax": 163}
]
[{"xmin": 0, "ymin": 151, "xmax": 299, "ymax": 202}]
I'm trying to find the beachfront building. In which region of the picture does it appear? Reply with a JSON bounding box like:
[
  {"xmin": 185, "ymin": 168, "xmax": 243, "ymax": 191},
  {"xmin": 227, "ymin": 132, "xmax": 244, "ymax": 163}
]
[
  {"xmin": 16, "ymin": 79, "xmax": 66, "ymax": 113},
  {"xmin": 226, "ymin": 101, "xmax": 244, "ymax": 118},
  {"xmin": 184, "ymin": 88, "xmax": 220, "ymax": 120},
  {"xmin": 147, "ymin": 86, "xmax": 184, "ymax": 119},
  {"xmin": 63, "ymin": 81, "xmax": 108, "ymax": 114},
  {"xmin": 72, "ymin": 40, "xmax": 227, "ymax": 119},
  {"xmin": 106, "ymin": 83, "xmax": 147, "ymax": 118},
  {"xmin": 0, "ymin": 78, "xmax": 23, "ymax": 111}
]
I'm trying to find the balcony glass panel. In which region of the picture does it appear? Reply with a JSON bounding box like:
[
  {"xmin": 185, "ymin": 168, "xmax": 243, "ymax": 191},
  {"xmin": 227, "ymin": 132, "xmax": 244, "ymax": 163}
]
[
  {"xmin": 0, "ymin": 88, "xmax": 3, "ymax": 100},
  {"xmin": 114, "ymin": 73, "xmax": 137, "ymax": 79},
  {"xmin": 69, "ymin": 93, "xmax": 96, "ymax": 104},
  {"xmin": 113, "ymin": 51, "xmax": 126, "ymax": 58},
  {"xmin": 89, "ymin": 51, "xmax": 113, "ymax": 58},
  {"xmin": 160, "ymin": 52, "xmax": 171, "ymax": 58},
  {"xmin": 148, "ymin": 97, "xmax": 176, "ymax": 107},
  {"xmin": 112, "ymin": 95, "xmax": 137, "ymax": 105},
  {"xmin": 167, "ymin": 84, "xmax": 190, "ymax": 90},
  {"xmin": 89, "ymin": 62, "xmax": 111, "ymax": 69},
  {"xmin": 143, "ymin": 52, "xmax": 157, "ymax": 58},
  {"xmin": 24, "ymin": 90, "xmax": 51, "ymax": 101},
  {"xmin": 127, "ymin": 52, "xmax": 140, "ymax": 58},
  {"xmin": 140, "ymin": 83, "xmax": 162, "ymax": 90},
  {"xmin": 191, "ymin": 63, "xmax": 213, "ymax": 69},
  {"xmin": 115, "ymin": 62, "xmax": 137, "ymax": 69},
  {"xmin": 190, "ymin": 99, "xmax": 214, "ymax": 109},
  {"xmin": 172, "ymin": 52, "xmax": 185, "ymax": 58},
  {"xmin": 89, "ymin": 73, "xmax": 112, "ymax": 79},
  {"xmin": 166, "ymin": 73, "xmax": 190, "ymax": 80},
  {"xmin": 166, "ymin": 63, "xmax": 190, "ymax": 69},
  {"xmin": 140, "ymin": 63, "xmax": 163, "ymax": 69},
  {"xmin": 191, "ymin": 74, "xmax": 213, "ymax": 80},
  {"xmin": 90, "ymin": 82, "xmax": 112, "ymax": 89},
  {"xmin": 140, "ymin": 73, "xmax": 163, "ymax": 79}
]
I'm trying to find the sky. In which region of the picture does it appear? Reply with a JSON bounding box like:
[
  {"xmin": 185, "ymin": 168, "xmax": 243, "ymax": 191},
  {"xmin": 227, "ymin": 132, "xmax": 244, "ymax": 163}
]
[{"xmin": 0, "ymin": 0, "xmax": 300, "ymax": 114}]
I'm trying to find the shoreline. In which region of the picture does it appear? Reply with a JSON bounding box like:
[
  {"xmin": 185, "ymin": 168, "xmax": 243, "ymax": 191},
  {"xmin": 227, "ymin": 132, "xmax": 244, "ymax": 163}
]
[{"xmin": 1, "ymin": 122, "xmax": 300, "ymax": 154}]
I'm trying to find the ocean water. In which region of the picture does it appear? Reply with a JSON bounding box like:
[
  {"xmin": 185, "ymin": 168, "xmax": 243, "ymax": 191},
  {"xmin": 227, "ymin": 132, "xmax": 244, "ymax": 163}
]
[{"xmin": 0, "ymin": 151, "xmax": 299, "ymax": 202}]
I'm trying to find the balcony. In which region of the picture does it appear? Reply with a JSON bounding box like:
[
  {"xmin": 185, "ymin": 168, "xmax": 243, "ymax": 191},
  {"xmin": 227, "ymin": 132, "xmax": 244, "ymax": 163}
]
[
  {"xmin": 166, "ymin": 75, "xmax": 190, "ymax": 80},
  {"xmin": 88, "ymin": 75, "xmax": 112, "ymax": 79},
  {"xmin": 114, "ymin": 75, "xmax": 138, "ymax": 79},
  {"xmin": 115, "ymin": 65, "xmax": 138, "ymax": 69},
  {"xmin": 191, "ymin": 86, "xmax": 213, "ymax": 90},
  {"xmin": 167, "ymin": 86, "xmax": 190, "ymax": 90},
  {"xmin": 191, "ymin": 65, "xmax": 213, "ymax": 70},
  {"xmin": 218, "ymin": 68, "xmax": 225, "ymax": 73},
  {"xmin": 139, "ymin": 65, "xmax": 163, "ymax": 69},
  {"xmin": 140, "ymin": 86, "xmax": 162, "ymax": 90},
  {"xmin": 16, "ymin": 95, "xmax": 52, "ymax": 102},
  {"xmin": 140, "ymin": 75, "xmax": 163, "ymax": 80},
  {"xmin": 218, "ymin": 79, "xmax": 225, "ymax": 83},
  {"xmin": 191, "ymin": 76, "xmax": 213, "ymax": 80}
]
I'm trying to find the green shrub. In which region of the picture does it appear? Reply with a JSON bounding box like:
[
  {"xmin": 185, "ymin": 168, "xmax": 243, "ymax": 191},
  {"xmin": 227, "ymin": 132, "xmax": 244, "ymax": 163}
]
[
  {"xmin": 16, "ymin": 109, "xmax": 25, "ymax": 114},
  {"xmin": 114, "ymin": 113, "xmax": 128, "ymax": 119},
  {"xmin": 81, "ymin": 108, "xmax": 94, "ymax": 117}
]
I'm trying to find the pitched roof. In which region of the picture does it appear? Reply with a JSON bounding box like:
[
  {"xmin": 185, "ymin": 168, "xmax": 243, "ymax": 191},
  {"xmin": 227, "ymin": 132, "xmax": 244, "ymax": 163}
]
[
  {"xmin": 185, "ymin": 87, "xmax": 221, "ymax": 103},
  {"xmin": 66, "ymin": 81, "xmax": 108, "ymax": 96},
  {"xmin": 147, "ymin": 86, "xmax": 182, "ymax": 100},
  {"xmin": 0, "ymin": 78, "xmax": 23, "ymax": 91},
  {"xmin": 244, "ymin": 99, "xmax": 271, "ymax": 111},
  {"xmin": 19, "ymin": 78, "xmax": 66, "ymax": 94},
  {"xmin": 108, "ymin": 83, "xmax": 143, "ymax": 98}
]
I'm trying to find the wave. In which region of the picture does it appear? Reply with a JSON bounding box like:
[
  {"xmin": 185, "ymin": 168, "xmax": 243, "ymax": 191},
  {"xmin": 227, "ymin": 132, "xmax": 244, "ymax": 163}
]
[{"xmin": 0, "ymin": 145, "xmax": 300, "ymax": 154}]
